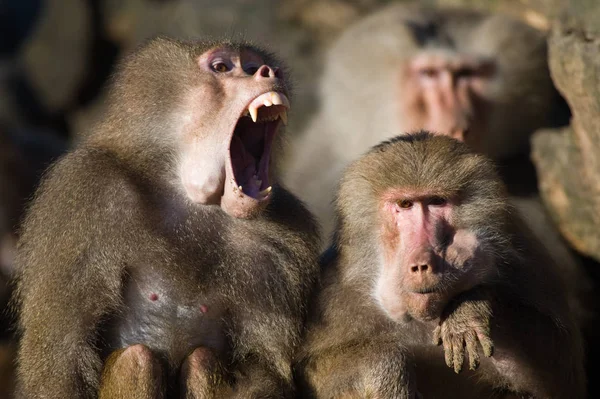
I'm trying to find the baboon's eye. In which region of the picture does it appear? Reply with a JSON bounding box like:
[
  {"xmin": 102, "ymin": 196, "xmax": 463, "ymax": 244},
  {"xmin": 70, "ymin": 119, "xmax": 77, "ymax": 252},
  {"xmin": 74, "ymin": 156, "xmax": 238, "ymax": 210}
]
[
  {"xmin": 212, "ymin": 62, "xmax": 231, "ymax": 73},
  {"xmin": 429, "ymin": 196, "xmax": 447, "ymax": 206},
  {"xmin": 419, "ymin": 68, "xmax": 438, "ymax": 78},
  {"xmin": 397, "ymin": 199, "xmax": 414, "ymax": 209},
  {"xmin": 455, "ymin": 68, "xmax": 475, "ymax": 79}
]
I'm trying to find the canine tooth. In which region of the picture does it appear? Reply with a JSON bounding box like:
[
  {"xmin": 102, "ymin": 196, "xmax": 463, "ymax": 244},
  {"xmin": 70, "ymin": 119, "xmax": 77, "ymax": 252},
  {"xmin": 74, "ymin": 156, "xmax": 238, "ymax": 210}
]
[
  {"xmin": 238, "ymin": 185, "xmax": 243, "ymax": 191},
  {"xmin": 280, "ymin": 94, "xmax": 291, "ymax": 109},
  {"xmin": 271, "ymin": 93, "xmax": 283, "ymax": 105},
  {"xmin": 249, "ymin": 106, "xmax": 258, "ymax": 122},
  {"xmin": 280, "ymin": 110, "xmax": 288, "ymax": 125},
  {"xmin": 260, "ymin": 186, "xmax": 272, "ymax": 196}
]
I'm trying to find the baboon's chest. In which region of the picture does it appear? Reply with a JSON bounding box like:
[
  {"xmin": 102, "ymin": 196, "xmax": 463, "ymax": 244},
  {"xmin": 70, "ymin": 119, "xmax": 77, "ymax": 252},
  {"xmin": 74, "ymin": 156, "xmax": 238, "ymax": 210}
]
[{"xmin": 108, "ymin": 261, "xmax": 230, "ymax": 366}]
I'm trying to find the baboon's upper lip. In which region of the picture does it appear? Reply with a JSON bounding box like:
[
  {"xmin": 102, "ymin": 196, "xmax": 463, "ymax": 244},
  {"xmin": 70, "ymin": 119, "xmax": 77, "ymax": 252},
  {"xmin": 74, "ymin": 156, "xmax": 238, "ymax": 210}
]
[{"xmin": 241, "ymin": 91, "xmax": 290, "ymax": 124}]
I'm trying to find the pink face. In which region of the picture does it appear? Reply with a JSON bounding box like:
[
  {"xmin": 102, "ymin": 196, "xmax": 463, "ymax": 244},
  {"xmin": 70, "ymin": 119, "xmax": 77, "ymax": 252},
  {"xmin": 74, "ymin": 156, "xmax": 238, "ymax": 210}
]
[
  {"xmin": 400, "ymin": 52, "xmax": 495, "ymax": 151},
  {"xmin": 178, "ymin": 46, "xmax": 290, "ymax": 219},
  {"xmin": 375, "ymin": 188, "xmax": 492, "ymax": 322}
]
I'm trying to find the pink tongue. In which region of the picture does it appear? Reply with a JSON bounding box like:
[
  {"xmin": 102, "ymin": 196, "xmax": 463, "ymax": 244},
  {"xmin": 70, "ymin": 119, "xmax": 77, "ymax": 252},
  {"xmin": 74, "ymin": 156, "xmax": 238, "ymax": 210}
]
[{"xmin": 230, "ymin": 136, "xmax": 259, "ymax": 194}]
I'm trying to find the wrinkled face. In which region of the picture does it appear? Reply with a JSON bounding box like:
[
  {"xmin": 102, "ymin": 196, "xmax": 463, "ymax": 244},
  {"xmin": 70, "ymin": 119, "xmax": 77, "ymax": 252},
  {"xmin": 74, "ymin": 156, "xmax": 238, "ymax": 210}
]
[
  {"xmin": 179, "ymin": 45, "xmax": 289, "ymax": 218},
  {"xmin": 374, "ymin": 187, "xmax": 493, "ymax": 322},
  {"xmin": 400, "ymin": 52, "xmax": 495, "ymax": 152}
]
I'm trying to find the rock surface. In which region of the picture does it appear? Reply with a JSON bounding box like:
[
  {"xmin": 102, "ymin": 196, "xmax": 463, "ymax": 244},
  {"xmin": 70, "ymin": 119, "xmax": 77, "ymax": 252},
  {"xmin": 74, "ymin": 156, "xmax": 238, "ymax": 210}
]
[
  {"xmin": 532, "ymin": 0, "xmax": 600, "ymax": 262},
  {"xmin": 19, "ymin": 0, "xmax": 91, "ymax": 113}
]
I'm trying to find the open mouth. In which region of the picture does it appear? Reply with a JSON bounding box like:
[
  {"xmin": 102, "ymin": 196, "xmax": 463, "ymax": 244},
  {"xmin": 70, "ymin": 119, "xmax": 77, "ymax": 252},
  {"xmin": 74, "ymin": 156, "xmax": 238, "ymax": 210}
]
[{"xmin": 229, "ymin": 91, "xmax": 289, "ymax": 200}]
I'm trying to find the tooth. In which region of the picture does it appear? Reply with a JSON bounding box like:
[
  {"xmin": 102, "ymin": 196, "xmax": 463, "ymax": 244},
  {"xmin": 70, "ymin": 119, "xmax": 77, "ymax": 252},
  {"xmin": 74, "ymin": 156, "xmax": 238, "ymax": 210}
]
[
  {"xmin": 271, "ymin": 93, "xmax": 283, "ymax": 105},
  {"xmin": 260, "ymin": 186, "xmax": 272, "ymax": 196},
  {"xmin": 238, "ymin": 185, "xmax": 243, "ymax": 191},
  {"xmin": 280, "ymin": 110, "xmax": 288, "ymax": 125},
  {"xmin": 249, "ymin": 106, "xmax": 258, "ymax": 122},
  {"xmin": 280, "ymin": 94, "xmax": 291, "ymax": 109},
  {"xmin": 263, "ymin": 99, "xmax": 273, "ymax": 107}
]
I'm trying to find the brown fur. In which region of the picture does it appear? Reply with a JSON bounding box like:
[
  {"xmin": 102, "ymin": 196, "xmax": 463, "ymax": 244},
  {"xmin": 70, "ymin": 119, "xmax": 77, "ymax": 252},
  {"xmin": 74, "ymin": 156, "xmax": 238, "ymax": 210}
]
[
  {"xmin": 13, "ymin": 37, "xmax": 320, "ymax": 398},
  {"xmin": 297, "ymin": 133, "xmax": 585, "ymax": 398}
]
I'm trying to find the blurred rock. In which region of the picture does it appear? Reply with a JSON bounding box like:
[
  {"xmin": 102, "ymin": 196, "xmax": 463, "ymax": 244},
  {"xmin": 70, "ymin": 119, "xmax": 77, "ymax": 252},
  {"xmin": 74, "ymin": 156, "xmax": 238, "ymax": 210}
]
[
  {"xmin": 19, "ymin": 0, "xmax": 92, "ymax": 113},
  {"xmin": 435, "ymin": 0, "xmax": 555, "ymax": 30},
  {"xmin": 280, "ymin": 0, "xmax": 378, "ymax": 43},
  {"xmin": 101, "ymin": 0, "xmax": 285, "ymax": 50},
  {"xmin": 531, "ymin": 0, "xmax": 600, "ymax": 262}
]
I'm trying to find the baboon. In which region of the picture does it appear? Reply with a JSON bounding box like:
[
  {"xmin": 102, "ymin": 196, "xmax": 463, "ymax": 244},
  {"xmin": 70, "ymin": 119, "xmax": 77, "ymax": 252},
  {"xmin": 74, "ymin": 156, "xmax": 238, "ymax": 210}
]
[
  {"xmin": 297, "ymin": 133, "xmax": 585, "ymax": 399},
  {"xmin": 14, "ymin": 37, "xmax": 320, "ymax": 398}
]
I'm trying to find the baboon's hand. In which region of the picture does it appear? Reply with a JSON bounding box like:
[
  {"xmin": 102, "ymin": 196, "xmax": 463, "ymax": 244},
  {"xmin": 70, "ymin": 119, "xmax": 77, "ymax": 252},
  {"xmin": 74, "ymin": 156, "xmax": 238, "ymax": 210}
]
[{"xmin": 433, "ymin": 290, "xmax": 494, "ymax": 373}]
